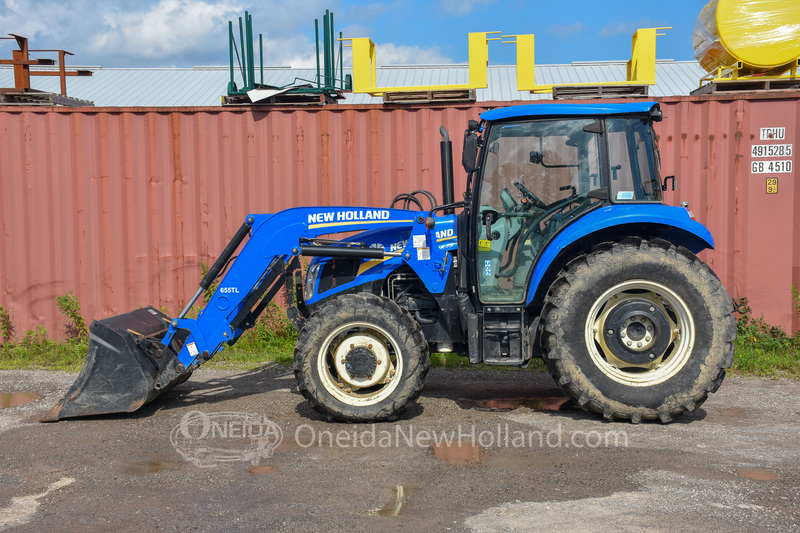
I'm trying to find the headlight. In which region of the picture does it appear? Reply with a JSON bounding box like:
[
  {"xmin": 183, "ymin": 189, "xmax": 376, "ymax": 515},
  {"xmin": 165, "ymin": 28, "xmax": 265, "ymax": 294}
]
[{"xmin": 304, "ymin": 263, "xmax": 320, "ymax": 300}]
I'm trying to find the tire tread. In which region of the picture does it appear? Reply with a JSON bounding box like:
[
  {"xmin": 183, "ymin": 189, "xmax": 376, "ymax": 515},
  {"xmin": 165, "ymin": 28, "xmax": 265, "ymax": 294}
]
[
  {"xmin": 293, "ymin": 293, "xmax": 429, "ymax": 422},
  {"xmin": 541, "ymin": 238, "xmax": 736, "ymax": 423}
]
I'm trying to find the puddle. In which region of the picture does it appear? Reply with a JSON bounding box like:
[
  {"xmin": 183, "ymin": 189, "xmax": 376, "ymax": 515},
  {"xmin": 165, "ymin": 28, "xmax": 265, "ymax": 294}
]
[
  {"xmin": 472, "ymin": 397, "xmax": 575, "ymax": 411},
  {"xmin": 430, "ymin": 441, "xmax": 487, "ymax": 466},
  {"xmin": 126, "ymin": 460, "xmax": 183, "ymax": 475},
  {"xmin": 0, "ymin": 392, "xmax": 42, "ymax": 409},
  {"xmin": 247, "ymin": 465, "xmax": 277, "ymax": 475},
  {"xmin": 715, "ymin": 407, "xmax": 748, "ymax": 419},
  {"xmin": 737, "ymin": 468, "xmax": 780, "ymax": 481},
  {"xmin": 370, "ymin": 485, "xmax": 414, "ymax": 516}
]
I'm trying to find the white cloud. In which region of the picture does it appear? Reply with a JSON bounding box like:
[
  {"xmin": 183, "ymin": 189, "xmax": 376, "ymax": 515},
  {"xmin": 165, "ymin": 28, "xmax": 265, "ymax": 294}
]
[
  {"xmin": 331, "ymin": 41, "xmax": 454, "ymax": 69},
  {"xmin": 437, "ymin": 0, "xmax": 496, "ymax": 17},
  {"xmin": 335, "ymin": 23, "xmax": 454, "ymax": 67},
  {"xmin": 370, "ymin": 42, "xmax": 454, "ymax": 65},
  {"xmin": 0, "ymin": 0, "xmax": 338, "ymax": 67},
  {"xmin": 261, "ymin": 34, "xmax": 318, "ymax": 67},
  {"xmin": 345, "ymin": 2, "xmax": 396, "ymax": 21},
  {"xmin": 598, "ymin": 19, "xmax": 661, "ymax": 38},
  {"xmin": 1, "ymin": 0, "xmax": 92, "ymax": 42},
  {"xmin": 91, "ymin": 0, "xmax": 241, "ymax": 62},
  {"xmin": 340, "ymin": 23, "xmax": 374, "ymax": 39},
  {"xmin": 547, "ymin": 22, "xmax": 586, "ymax": 38}
]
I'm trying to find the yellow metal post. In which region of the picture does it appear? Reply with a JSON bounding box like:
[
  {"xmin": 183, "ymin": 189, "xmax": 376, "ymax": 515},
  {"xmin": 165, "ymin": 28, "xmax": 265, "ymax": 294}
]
[
  {"xmin": 343, "ymin": 32, "xmax": 500, "ymax": 95},
  {"xmin": 627, "ymin": 27, "xmax": 669, "ymax": 83},
  {"xmin": 505, "ymin": 27, "xmax": 668, "ymax": 93},
  {"xmin": 467, "ymin": 31, "xmax": 500, "ymax": 89},
  {"xmin": 346, "ymin": 37, "xmax": 376, "ymax": 93},
  {"xmin": 503, "ymin": 34, "xmax": 535, "ymax": 91}
]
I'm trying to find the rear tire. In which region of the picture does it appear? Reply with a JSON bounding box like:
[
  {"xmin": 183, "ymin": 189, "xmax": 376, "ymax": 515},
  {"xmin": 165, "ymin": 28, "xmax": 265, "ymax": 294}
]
[
  {"xmin": 540, "ymin": 238, "xmax": 736, "ymax": 423},
  {"xmin": 293, "ymin": 293, "xmax": 429, "ymax": 422}
]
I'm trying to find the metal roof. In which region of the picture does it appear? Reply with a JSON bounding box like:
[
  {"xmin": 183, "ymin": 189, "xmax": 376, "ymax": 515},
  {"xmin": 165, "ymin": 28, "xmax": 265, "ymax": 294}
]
[{"xmin": 0, "ymin": 60, "xmax": 708, "ymax": 107}]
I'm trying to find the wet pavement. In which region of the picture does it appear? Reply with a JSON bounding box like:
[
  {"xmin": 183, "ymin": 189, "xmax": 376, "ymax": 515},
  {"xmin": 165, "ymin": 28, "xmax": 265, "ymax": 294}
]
[
  {"xmin": 0, "ymin": 366, "xmax": 799, "ymax": 532},
  {"xmin": 0, "ymin": 392, "xmax": 40, "ymax": 410}
]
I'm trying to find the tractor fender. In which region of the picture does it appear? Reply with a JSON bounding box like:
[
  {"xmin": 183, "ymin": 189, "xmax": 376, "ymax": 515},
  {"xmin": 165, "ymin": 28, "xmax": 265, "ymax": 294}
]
[{"xmin": 525, "ymin": 204, "xmax": 714, "ymax": 306}]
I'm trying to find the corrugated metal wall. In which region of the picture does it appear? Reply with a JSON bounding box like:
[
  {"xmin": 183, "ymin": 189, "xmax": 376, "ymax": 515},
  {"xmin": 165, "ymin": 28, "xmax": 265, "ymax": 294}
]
[
  {"xmin": 1, "ymin": 94, "xmax": 798, "ymax": 338},
  {"xmin": 0, "ymin": 104, "xmax": 491, "ymax": 336},
  {"xmin": 658, "ymin": 94, "xmax": 800, "ymax": 334}
]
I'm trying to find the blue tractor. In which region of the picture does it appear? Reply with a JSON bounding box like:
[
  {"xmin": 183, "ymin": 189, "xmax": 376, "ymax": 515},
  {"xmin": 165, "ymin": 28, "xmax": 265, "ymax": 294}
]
[{"xmin": 46, "ymin": 101, "xmax": 736, "ymax": 424}]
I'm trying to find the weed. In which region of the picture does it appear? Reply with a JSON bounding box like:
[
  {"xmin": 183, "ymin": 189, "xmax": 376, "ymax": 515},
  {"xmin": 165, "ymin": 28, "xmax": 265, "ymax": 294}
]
[
  {"xmin": 429, "ymin": 352, "xmax": 472, "ymax": 368},
  {"xmin": 732, "ymin": 290, "xmax": 800, "ymax": 378},
  {"xmin": 0, "ymin": 298, "xmax": 88, "ymax": 370},
  {"xmin": 0, "ymin": 326, "xmax": 88, "ymax": 371},
  {"xmin": 256, "ymin": 301, "xmax": 296, "ymax": 342},
  {"xmin": 2, "ymin": 287, "xmax": 800, "ymax": 379},
  {"xmin": 55, "ymin": 291, "xmax": 88, "ymax": 340},
  {"xmin": 0, "ymin": 305, "xmax": 14, "ymax": 344},
  {"xmin": 21, "ymin": 325, "xmax": 50, "ymax": 346},
  {"xmin": 200, "ymin": 260, "xmax": 220, "ymax": 305},
  {"xmin": 214, "ymin": 300, "xmax": 297, "ymax": 366}
]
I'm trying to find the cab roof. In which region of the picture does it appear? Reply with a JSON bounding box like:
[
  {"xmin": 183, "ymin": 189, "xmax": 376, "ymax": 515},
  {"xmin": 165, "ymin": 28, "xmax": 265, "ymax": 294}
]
[{"xmin": 480, "ymin": 101, "xmax": 660, "ymax": 122}]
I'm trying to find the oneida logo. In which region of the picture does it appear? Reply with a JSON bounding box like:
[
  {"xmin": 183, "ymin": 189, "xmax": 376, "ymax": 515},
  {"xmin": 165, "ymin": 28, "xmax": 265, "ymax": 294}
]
[{"xmin": 170, "ymin": 411, "xmax": 283, "ymax": 468}]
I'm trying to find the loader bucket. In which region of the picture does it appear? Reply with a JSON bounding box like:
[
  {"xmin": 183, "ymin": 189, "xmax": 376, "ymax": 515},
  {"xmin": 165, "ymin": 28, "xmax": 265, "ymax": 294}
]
[{"xmin": 42, "ymin": 307, "xmax": 184, "ymax": 422}]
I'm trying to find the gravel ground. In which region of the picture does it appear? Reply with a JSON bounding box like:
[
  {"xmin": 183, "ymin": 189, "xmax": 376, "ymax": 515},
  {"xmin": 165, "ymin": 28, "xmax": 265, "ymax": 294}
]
[{"xmin": 0, "ymin": 366, "xmax": 798, "ymax": 532}]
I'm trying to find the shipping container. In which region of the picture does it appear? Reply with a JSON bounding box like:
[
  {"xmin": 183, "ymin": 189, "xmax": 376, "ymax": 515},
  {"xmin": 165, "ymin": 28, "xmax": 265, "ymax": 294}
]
[{"xmin": 0, "ymin": 93, "xmax": 798, "ymax": 337}]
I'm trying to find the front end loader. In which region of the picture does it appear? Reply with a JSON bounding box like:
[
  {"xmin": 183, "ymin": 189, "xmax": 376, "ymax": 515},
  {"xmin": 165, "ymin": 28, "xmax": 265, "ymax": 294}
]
[{"xmin": 44, "ymin": 206, "xmax": 452, "ymax": 421}]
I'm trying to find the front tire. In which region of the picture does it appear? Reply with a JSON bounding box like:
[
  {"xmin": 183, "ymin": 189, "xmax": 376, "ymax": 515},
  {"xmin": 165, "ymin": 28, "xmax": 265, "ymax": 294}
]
[
  {"xmin": 541, "ymin": 238, "xmax": 736, "ymax": 423},
  {"xmin": 294, "ymin": 293, "xmax": 429, "ymax": 422}
]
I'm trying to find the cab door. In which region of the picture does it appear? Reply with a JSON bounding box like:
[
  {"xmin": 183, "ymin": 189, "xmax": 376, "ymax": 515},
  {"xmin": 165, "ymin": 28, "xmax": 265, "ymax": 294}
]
[{"xmin": 475, "ymin": 118, "xmax": 604, "ymax": 304}]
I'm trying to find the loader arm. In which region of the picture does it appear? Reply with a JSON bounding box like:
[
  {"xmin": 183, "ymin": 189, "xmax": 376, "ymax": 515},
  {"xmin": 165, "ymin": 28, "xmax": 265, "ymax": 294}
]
[{"xmin": 159, "ymin": 207, "xmax": 452, "ymax": 385}]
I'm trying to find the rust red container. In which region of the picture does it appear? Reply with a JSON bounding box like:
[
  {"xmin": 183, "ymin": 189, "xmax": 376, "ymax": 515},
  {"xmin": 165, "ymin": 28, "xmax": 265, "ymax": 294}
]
[
  {"xmin": 0, "ymin": 94, "xmax": 798, "ymax": 337},
  {"xmin": 658, "ymin": 93, "xmax": 800, "ymax": 333}
]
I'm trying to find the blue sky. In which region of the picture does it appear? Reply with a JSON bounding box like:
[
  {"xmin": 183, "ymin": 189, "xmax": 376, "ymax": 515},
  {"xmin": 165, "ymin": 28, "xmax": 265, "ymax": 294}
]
[{"xmin": 1, "ymin": 0, "xmax": 707, "ymax": 68}]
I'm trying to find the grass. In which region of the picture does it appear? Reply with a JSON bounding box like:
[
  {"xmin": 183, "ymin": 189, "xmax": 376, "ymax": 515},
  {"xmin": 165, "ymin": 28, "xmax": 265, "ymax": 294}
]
[
  {"xmin": 0, "ymin": 299, "xmax": 300, "ymax": 372},
  {"xmin": 730, "ymin": 297, "xmax": 800, "ymax": 379},
  {"xmin": 205, "ymin": 302, "xmax": 297, "ymax": 369},
  {"xmin": 0, "ymin": 289, "xmax": 798, "ymax": 378},
  {"xmin": 0, "ymin": 327, "xmax": 90, "ymax": 371}
]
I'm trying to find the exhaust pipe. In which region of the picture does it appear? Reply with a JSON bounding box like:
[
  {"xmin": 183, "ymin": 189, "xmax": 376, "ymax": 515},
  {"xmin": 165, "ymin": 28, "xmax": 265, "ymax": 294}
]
[{"xmin": 439, "ymin": 126, "xmax": 455, "ymax": 214}]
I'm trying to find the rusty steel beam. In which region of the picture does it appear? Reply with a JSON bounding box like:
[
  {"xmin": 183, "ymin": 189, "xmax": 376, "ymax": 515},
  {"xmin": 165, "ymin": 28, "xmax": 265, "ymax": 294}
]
[{"xmin": 1, "ymin": 34, "xmax": 92, "ymax": 96}]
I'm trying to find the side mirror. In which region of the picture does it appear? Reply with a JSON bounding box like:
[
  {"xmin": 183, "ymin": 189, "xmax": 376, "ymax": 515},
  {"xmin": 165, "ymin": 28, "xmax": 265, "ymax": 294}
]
[
  {"xmin": 462, "ymin": 120, "xmax": 480, "ymax": 174},
  {"xmin": 662, "ymin": 175, "xmax": 676, "ymax": 191}
]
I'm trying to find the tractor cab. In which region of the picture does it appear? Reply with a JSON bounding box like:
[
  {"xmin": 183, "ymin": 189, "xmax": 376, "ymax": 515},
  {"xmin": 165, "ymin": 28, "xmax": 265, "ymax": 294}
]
[{"xmin": 463, "ymin": 102, "xmax": 666, "ymax": 305}]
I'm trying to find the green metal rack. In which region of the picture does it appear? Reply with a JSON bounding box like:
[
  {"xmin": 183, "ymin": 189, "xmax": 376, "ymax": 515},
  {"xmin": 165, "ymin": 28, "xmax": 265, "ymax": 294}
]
[{"xmin": 225, "ymin": 10, "xmax": 351, "ymax": 105}]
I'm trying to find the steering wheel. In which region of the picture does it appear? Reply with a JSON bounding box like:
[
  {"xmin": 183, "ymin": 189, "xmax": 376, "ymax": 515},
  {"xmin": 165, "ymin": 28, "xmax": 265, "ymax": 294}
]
[
  {"xmin": 514, "ymin": 181, "xmax": 547, "ymax": 210},
  {"xmin": 500, "ymin": 188, "xmax": 517, "ymax": 212}
]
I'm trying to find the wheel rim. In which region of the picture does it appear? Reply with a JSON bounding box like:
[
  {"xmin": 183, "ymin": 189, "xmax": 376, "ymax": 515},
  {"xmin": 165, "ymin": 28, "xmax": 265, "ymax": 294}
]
[
  {"xmin": 585, "ymin": 280, "xmax": 695, "ymax": 387},
  {"xmin": 317, "ymin": 322, "xmax": 403, "ymax": 406}
]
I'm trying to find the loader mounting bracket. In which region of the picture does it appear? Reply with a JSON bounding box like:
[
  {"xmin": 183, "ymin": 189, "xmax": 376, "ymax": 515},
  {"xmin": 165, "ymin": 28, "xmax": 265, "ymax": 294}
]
[{"xmin": 285, "ymin": 255, "xmax": 310, "ymax": 330}]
